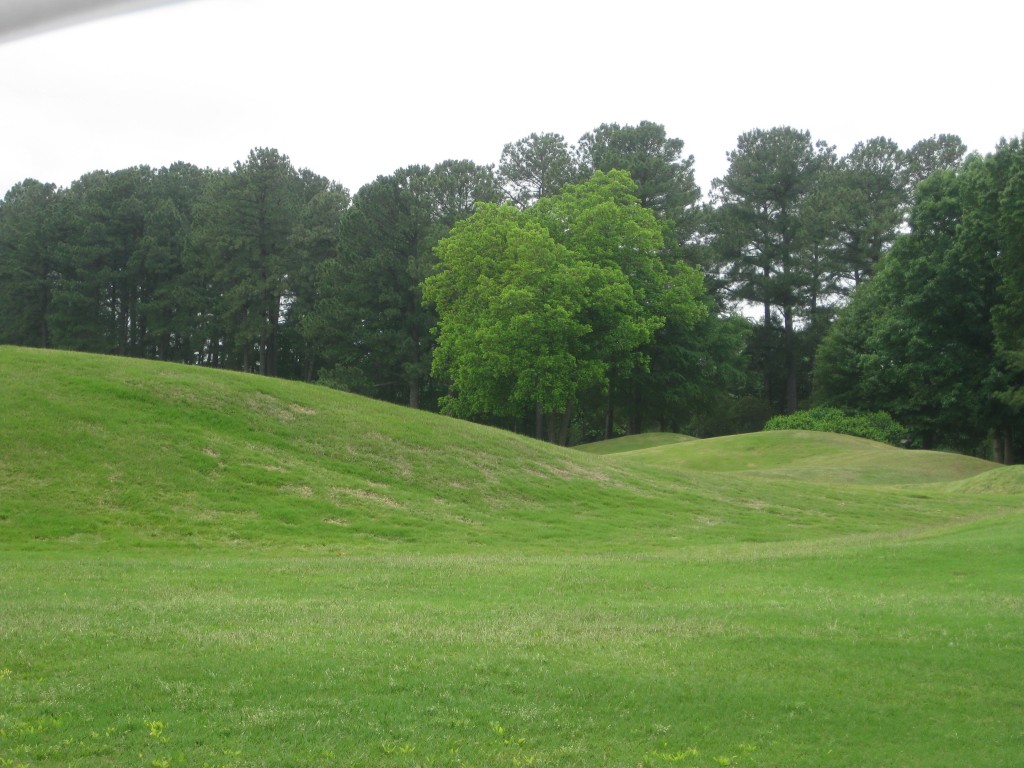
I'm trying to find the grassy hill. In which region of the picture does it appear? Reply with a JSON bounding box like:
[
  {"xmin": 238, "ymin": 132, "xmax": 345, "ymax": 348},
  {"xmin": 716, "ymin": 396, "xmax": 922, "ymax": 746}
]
[
  {"xmin": 1, "ymin": 346, "xmax": 1021, "ymax": 767},
  {"xmin": 618, "ymin": 429, "xmax": 999, "ymax": 485},
  {"xmin": 0, "ymin": 347, "xmax": 1010, "ymax": 551},
  {"xmin": 572, "ymin": 432, "xmax": 698, "ymax": 455}
]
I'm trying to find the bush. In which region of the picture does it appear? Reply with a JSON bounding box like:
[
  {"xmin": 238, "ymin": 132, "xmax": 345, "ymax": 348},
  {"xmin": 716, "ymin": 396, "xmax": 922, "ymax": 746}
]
[{"xmin": 763, "ymin": 407, "xmax": 908, "ymax": 446}]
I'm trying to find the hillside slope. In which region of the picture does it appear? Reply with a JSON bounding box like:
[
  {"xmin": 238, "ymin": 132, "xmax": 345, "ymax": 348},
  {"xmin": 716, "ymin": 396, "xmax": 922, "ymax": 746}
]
[
  {"xmin": 624, "ymin": 429, "xmax": 998, "ymax": 485},
  {"xmin": 0, "ymin": 347, "xmax": 1015, "ymax": 551},
  {"xmin": 573, "ymin": 432, "xmax": 697, "ymax": 455}
]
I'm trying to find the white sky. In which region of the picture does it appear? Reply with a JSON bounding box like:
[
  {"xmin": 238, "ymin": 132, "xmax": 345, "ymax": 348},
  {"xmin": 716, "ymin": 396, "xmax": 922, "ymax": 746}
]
[{"xmin": 1, "ymin": 0, "xmax": 1022, "ymax": 200}]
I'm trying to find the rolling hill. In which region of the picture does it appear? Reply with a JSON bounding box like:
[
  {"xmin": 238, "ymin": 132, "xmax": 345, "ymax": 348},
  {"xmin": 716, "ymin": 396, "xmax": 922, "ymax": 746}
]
[
  {"xmin": 0, "ymin": 345, "xmax": 1013, "ymax": 552},
  {"xmin": 2, "ymin": 346, "xmax": 1022, "ymax": 767},
  {"xmin": 0, "ymin": 346, "xmax": 1015, "ymax": 548}
]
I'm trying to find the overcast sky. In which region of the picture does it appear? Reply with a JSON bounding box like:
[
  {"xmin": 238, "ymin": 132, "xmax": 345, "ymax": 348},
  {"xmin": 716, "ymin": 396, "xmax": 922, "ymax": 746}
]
[{"xmin": 2, "ymin": 0, "xmax": 1022, "ymax": 199}]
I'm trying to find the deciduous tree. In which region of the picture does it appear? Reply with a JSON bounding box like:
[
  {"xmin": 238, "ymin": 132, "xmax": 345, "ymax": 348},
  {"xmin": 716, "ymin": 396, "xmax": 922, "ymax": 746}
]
[{"xmin": 424, "ymin": 172, "xmax": 679, "ymax": 443}]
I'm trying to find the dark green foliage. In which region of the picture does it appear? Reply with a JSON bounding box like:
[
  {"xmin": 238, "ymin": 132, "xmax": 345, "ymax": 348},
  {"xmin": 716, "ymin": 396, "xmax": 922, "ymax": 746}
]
[
  {"xmin": 310, "ymin": 160, "xmax": 500, "ymax": 408},
  {"xmin": 905, "ymin": 133, "xmax": 968, "ymax": 190},
  {"xmin": 828, "ymin": 137, "xmax": 910, "ymax": 286},
  {"xmin": 497, "ymin": 132, "xmax": 582, "ymax": 207},
  {"xmin": 608, "ymin": 301, "xmax": 754, "ymax": 437},
  {"xmin": 0, "ymin": 165, "xmax": 215, "ymax": 362},
  {"xmin": 0, "ymin": 179, "xmax": 61, "ymax": 348},
  {"xmin": 988, "ymin": 138, "xmax": 1024, "ymax": 460},
  {"xmin": 711, "ymin": 126, "xmax": 838, "ymax": 414},
  {"xmin": 136, "ymin": 162, "xmax": 213, "ymax": 363},
  {"xmin": 1, "ymin": 128, "xmax": 1014, "ymax": 456},
  {"xmin": 49, "ymin": 167, "xmax": 152, "ymax": 355},
  {"xmin": 189, "ymin": 149, "xmax": 305, "ymax": 374},
  {"xmin": 764, "ymin": 406, "xmax": 908, "ymax": 446},
  {"xmin": 816, "ymin": 142, "xmax": 1024, "ymax": 460},
  {"xmin": 818, "ymin": 171, "xmax": 994, "ymax": 450}
]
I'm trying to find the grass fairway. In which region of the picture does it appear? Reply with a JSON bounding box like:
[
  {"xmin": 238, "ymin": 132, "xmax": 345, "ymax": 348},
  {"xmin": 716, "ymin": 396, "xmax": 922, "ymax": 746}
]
[{"xmin": 1, "ymin": 347, "xmax": 1022, "ymax": 767}]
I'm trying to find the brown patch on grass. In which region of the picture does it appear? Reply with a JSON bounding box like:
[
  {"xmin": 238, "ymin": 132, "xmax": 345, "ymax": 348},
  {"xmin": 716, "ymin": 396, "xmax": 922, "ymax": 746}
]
[{"xmin": 331, "ymin": 486, "xmax": 402, "ymax": 509}]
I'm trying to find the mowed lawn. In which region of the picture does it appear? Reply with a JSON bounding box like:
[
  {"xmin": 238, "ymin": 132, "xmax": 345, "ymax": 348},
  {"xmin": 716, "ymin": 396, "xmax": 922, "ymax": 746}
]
[{"xmin": 1, "ymin": 347, "xmax": 1022, "ymax": 767}]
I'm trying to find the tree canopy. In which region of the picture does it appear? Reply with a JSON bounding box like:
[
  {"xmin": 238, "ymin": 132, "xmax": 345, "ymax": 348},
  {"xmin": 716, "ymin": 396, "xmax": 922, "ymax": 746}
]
[
  {"xmin": 424, "ymin": 171, "xmax": 683, "ymax": 443},
  {"xmin": 2, "ymin": 123, "xmax": 1019, "ymax": 458}
]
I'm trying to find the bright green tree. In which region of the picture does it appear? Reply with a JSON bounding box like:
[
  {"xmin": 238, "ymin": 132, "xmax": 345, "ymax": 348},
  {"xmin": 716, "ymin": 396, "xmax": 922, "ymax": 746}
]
[
  {"xmin": 424, "ymin": 172, "xmax": 677, "ymax": 443},
  {"xmin": 528, "ymin": 169, "xmax": 708, "ymax": 435},
  {"xmin": 425, "ymin": 205, "xmax": 630, "ymax": 441},
  {"xmin": 576, "ymin": 121, "xmax": 701, "ymax": 261}
]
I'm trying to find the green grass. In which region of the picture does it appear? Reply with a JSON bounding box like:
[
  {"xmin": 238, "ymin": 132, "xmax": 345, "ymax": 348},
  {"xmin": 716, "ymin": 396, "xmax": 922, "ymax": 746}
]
[
  {"xmin": 1, "ymin": 346, "xmax": 1022, "ymax": 767},
  {"xmin": 572, "ymin": 432, "xmax": 697, "ymax": 455},
  {"xmin": 629, "ymin": 430, "xmax": 998, "ymax": 486}
]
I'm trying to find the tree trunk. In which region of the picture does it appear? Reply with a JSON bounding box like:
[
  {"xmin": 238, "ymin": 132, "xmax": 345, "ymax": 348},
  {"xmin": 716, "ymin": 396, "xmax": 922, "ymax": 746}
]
[
  {"xmin": 628, "ymin": 381, "xmax": 643, "ymax": 435},
  {"xmin": 784, "ymin": 306, "xmax": 797, "ymax": 414},
  {"xmin": 408, "ymin": 380, "xmax": 421, "ymax": 409},
  {"xmin": 558, "ymin": 400, "xmax": 574, "ymax": 447},
  {"xmin": 266, "ymin": 299, "xmax": 280, "ymax": 377},
  {"xmin": 604, "ymin": 372, "xmax": 616, "ymax": 440},
  {"xmin": 304, "ymin": 351, "xmax": 316, "ymax": 383},
  {"xmin": 1001, "ymin": 425, "xmax": 1015, "ymax": 465},
  {"xmin": 535, "ymin": 402, "xmax": 544, "ymax": 441},
  {"xmin": 241, "ymin": 304, "xmax": 250, "ymax": 372}
]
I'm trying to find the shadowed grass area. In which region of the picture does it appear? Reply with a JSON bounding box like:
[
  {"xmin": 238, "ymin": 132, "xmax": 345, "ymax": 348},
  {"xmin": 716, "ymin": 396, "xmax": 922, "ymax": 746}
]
[{"xmin": 1, "ymin": 346, "xmax": 1021, "ymax": 767}]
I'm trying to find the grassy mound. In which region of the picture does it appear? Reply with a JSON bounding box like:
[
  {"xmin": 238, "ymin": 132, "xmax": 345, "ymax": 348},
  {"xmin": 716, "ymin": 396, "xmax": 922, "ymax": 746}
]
[
  {"xmin": 948, "ymin": 464, "xmax": 1024, "ymax": 494},
  {"xmin": 2, "ymin": 347, "xmax": 653, "ymax": 551},
  {"xmin": 625, "ymin": 429, "xmax": 998, "ymax": 486},
  {"xmin": 572, "ymin": 432, "xmax": 697, "ymax": 454},
  {"xmin": 2, "ymin": 346, "xmax": 1004, "ymax": 551},
  {"xmin": 2, "ymin": 346, "xmax": 1021, "ymax": 767}
]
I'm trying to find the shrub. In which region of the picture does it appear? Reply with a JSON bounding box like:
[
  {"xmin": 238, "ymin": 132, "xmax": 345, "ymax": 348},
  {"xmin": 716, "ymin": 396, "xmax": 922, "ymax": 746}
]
[{"xmin": 763, "ymin": 407, "xmax": 908, "ymax": 446}]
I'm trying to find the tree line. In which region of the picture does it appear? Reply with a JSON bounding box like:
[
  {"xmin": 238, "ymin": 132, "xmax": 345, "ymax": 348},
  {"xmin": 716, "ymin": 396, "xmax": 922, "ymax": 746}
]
[{"xmin": 1, "ymin": 122, "xmax": 1020, "ymax": 459}]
